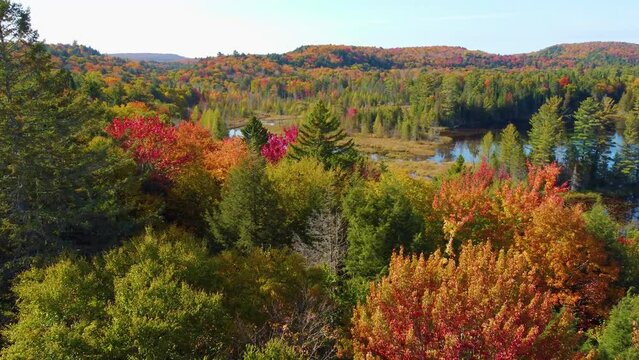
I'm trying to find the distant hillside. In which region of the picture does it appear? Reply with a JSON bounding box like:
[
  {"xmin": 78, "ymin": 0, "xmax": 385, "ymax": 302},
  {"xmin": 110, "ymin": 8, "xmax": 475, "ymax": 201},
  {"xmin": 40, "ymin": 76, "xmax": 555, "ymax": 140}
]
[
  {"xmin": 109, "ymin": 53, "xmax": 191, "ymax": 63},
  {"xmin": 273, "ymin": 42, "xmax": 639, "ymax": 69}
]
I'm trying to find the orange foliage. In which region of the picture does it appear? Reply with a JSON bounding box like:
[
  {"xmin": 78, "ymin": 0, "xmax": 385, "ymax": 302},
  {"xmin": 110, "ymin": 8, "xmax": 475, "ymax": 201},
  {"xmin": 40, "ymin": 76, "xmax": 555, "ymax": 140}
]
[
  {"xmin": 516, "ymin": 200, "xmax": 620, "ymax": 326},
  {"xmin": 202, "ymin": 137, "xmax": 248, "ymax": 181},
  {"xmin": 352, "ymin": 243, "xmax": 578, "ymax": 360},
  {"xmin": 431, "ymin": 162, "xmax": 619, "ymax": 326}
]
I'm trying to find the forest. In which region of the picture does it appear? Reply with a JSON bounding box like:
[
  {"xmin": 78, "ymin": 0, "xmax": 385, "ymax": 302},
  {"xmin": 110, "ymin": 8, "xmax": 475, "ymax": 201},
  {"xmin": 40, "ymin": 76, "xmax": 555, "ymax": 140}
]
[{"xmin": 2, "ymin": 0, "xmax": 639, "ymax": 359}]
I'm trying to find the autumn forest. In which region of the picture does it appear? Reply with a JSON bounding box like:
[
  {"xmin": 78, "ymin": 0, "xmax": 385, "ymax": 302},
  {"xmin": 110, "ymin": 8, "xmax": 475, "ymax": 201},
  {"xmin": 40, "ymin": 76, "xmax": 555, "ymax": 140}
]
[{"xmin": 2, "ymin": 0, "xmax": 639, "ymax": 359}]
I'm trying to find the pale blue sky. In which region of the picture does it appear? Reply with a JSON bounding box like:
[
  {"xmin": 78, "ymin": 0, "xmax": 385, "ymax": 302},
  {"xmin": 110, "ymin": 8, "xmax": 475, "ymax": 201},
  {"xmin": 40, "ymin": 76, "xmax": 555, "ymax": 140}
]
[{"xmin": 20, "ymin": 0, "xmax": 639, "ymax": 58}]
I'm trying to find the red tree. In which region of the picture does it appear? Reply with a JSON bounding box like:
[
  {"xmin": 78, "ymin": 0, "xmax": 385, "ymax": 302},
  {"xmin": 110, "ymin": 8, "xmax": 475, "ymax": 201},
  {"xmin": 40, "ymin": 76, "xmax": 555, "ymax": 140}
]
[
  {"xmin": 261, "ymin": 126, "xmax": 298, "ymax": 163},
  {"xmin": 352, "ymin": 243, "xmax": 578, "ymax": 360}
]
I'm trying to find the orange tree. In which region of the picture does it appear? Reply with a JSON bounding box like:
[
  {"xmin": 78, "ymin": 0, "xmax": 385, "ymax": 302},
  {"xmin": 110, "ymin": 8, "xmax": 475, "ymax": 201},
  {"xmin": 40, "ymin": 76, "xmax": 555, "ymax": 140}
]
[{"xmin": 352, "ymin": 242, "xmax": 578, "ymax": 360}]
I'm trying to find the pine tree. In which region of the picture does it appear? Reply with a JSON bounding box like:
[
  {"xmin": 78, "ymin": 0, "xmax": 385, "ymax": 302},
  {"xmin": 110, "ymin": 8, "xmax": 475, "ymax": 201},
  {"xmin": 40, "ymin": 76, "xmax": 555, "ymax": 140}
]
[
  {"xmin": 498, "ymin": 124, "xmax": 526, "ymax": 179},
  {"xmin": 569, "ymin": 97, "xmax": 611, "ymax": 189},
  {"xmin": 528, "ymin": 96, "xmax": 564, "ymax": 165},
  {"xmin": 241, "ymin": 115, "xmax": 268, "ymax": 152},
  {"xmin": 619, "ymin": 109, "xmax": 639, "ymax": 184},
  {"xmin": 289, "ymin": 101, "xmax": 357, "ymax": 169}
]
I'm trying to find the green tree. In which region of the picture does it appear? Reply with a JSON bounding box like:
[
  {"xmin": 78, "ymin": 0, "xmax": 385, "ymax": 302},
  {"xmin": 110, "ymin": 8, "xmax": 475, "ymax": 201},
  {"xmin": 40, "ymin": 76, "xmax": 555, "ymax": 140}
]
[
  {"xmin": 210, "ymin": 156, "xmax": 287, "ymax": 249},
  {"xmin": 343, "ymin": 175, "xmax": 426, "ymax": 279},
  {"xmin": 190, "ymin": 104, "xmax": 201, "ymax": 122},
  {"xmin": 373, "ymin": 113, "xmax": 385, "ymax": 137},
  {"xmin": 1, "ymin": 228, "xmax": 230, "ymax": 359},
  {"xmin": 289, "ymin": 101, "xmax": 357, "ymax": 169},
  {"xmin": 528, "ymin": 96, "xmax": 564, "ymax": 165},
  {"xmin": 201, "ymin": 107, "xmax": 227, "ymax": 139},
  {"xmin": 0, "ymin": 1, "xmax": 145, "ymax": 291},
  {"xmin": 593, "ymin": 293, "xmax": 639, "ymax": 359},
  {"xmin": 242, "ymin": 115, "xmax": 269, "ymax": 152},
  {"xmin": 569, "ymin": 97, "xmax": 611, "ymax": 189},
  {"xmin": 498, "ymin": 124, "xmax": 526, "ymax": 179},
  {"xmin": 480, "ymin": 131, "xmax": 494, "ymax": 161},
  {"xmin": 619, "ymin": 109, "xmax": 639, "ymax": 184}
]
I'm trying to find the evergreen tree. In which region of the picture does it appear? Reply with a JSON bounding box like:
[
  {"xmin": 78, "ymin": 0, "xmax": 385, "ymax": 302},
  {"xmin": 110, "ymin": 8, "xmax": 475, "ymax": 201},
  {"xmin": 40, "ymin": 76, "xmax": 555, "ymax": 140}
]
[
  {"xmin": 210, "ymin": 156, "xmax": 287, "ymax": 249},
  {"xmin": 0, "ymin": 0, "xmax": 143, "ymax": 286},
  {"xmin": 619, "ymin": 110, "xmax": 639, "ymax": 184},
  {"xmin": 289, "ymin": 101, "xmax": 357, "ymax": 169},
  {"xmin": 569, "ymin": 97, "xmax": 612, "ymax": 189},
  {"xmin": 498, "ymin": 124, "xmax": 526, "ymax": 179},
  {"xmin": 528, "ymin": 96, "xmax": 564, "ymax": 165},
  {"xmin": 241, "ymin": 115, "xmax": 268, "ymax": 153},
  {"xmin": 480, "ymin": 131, "xmax": 494, "ymax": 161},
  {"xmin": 211, "ymin": 108, "xmax": 227, "ymax": 140},
  {"xmin": 201, "ymin": 108, "xmax": 227, "ymax": 139},
  {"xmin": 373, "ymin": 113, "xmax": 384, "ymax": 137},
  {"xmin": 190, "ymin": 104, "xmax": 201, "ymax": 122}
]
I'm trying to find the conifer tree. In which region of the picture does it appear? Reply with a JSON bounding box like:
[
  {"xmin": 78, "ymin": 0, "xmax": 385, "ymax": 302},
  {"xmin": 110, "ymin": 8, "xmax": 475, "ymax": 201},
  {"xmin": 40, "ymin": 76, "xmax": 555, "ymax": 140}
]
[
  {"xmin": 569, "ymin": 97, "xmax": 612, "ymax": 189},
  {"xmin": 241, "ymin": 115, "xmax": 268, "ymax": 153},
  {"xmin": 289, "ymin": 101, "xmax": 357, "ymax": 169},
  {"xmin": 619, "ymin": 109, "xmax": 639, "ymax": 184},
  {"xmin": 373, "ymin": 113, "xmax": 385, "ymax": 137},
  {"xmin": 528, "ymin": 96, "xmax": 564, "ymax": 165},
  {"xmin": 190, "ymin": 104, "xmax": 201, "ymax": 122},
  {"xmin": 498, "ymin": 124, "xmax": 526, "ymax": 179}
]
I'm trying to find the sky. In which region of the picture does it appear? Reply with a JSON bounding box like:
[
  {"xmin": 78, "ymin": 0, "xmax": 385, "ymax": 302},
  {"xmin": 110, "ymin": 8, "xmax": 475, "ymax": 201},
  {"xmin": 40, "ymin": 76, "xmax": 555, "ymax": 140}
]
[{"xmin": 19, "ymin": 0, "xmax": 639, "ymax": 58}]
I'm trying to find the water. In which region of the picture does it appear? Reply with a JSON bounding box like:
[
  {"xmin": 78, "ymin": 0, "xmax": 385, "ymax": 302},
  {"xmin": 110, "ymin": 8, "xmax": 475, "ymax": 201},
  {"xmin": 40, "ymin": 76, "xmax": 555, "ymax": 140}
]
[
  {"xmin": 426, "ymin": 128, "xmax": 638, "ymax": 221},
  {"xmin": 428, "ymin": 129, "xmax": 625, "ymax": 167}
]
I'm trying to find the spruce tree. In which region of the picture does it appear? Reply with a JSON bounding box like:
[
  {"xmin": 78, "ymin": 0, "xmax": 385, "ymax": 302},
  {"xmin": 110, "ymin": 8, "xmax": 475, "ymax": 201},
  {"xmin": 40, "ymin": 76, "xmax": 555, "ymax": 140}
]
[
  {"xmin": 528, "ymin": 96, "xmax": 564, "ymax": 165},
  {"xmin": 289, "ymin": 101, "xmax": 357, "ymax": 169},
  {"xmin": 241, "ymin": 115, "xmax": 268, "ymax": 152},
  {"xmin": 210, "ymin": 156, "xmax": 287, "ymax": 249}
]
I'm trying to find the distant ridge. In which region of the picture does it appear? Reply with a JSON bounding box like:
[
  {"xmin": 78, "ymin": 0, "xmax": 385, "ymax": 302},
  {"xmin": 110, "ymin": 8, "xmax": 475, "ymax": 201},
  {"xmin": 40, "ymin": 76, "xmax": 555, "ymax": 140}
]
[{"xmin": 109, "ymin": 53, "xmax": 191, "ymax": 63}]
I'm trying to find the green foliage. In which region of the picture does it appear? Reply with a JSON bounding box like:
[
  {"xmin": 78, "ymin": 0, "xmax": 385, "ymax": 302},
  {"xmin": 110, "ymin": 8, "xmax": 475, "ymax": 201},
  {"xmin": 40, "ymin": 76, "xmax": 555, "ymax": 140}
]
[
  {"xmin": 210, "ymin": 156, "xmax": 287, "ymax": 249},
  {"xmin": 0, "ymin": 2, "xmax": 148, "ymax": 295},
  {"xmin": 243, "ymin": 339, "xmax": 301, "ymax": 360},
  {"xmin": 594, "ymin": 293, "xmax": 639, "ymax": 359},
  {"xmin": 201, "ymin": 107, "xmax": 227, "ymax": 140},
  {"xmin": 528, "ymin": 96, "xmax": 564, "ymax": 165},
  {"xmin": 242, "ymin": 115, "xmax": 269, "ymax": 152},
  {"xmin": 569, "ymin": 97, "xmax": 614, "ymax": 189},
  {"xmin": 619, "ymin": 110, "xmax": 639, "ymax": 184},
  {"xmin": 498, "ymin": 123, "xmax": 526, "ymax": 179},
  {"xmin": 289, "ymin": 101, "xmax": 358, "ymax": 169},
  {"xmin": 2, "ymin": 228, "xmax": 229, "ymax": 359},
  {"xmin": 343, "ymin": 175, "xmax": 426, "ymax": 279},
  {"xmin": 266, "ymin": 158, "xmax": 337, "ymax": 240},
  {"xmin": 480, "ymin": 131, "xmax": 494, "ymax": 160},
  {"xmin": 373, "ymin": 113, "xmax": 385, "ymax": 137},
  {"xmin": 166, "ymin": 166, "xmax": 221, "ymax": 236}
]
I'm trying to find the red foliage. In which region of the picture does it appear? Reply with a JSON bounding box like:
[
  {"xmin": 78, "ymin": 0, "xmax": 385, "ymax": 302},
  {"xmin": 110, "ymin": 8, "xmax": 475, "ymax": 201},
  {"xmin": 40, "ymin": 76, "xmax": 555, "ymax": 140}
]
[
  {"xmin": 559, "ymin": 75, "xmax": 571, "ymax": 88},
  {"xmin": 260, "ymin": 126, "xmax": 298, "ymax": 164},
  {"xmin": 107, "ymin": 117, "xmax": 247, "ymax": 182},
  {"xmin": 105, "ymin": 117, "xmax": 186, "ymax": 180},
  {"xmin": 352, "ymin": 243, "xmax": 579, "ymax": 360},
  {"xmin": 431, "ymin": 162, "xmax": 619, "ymax": 326}
]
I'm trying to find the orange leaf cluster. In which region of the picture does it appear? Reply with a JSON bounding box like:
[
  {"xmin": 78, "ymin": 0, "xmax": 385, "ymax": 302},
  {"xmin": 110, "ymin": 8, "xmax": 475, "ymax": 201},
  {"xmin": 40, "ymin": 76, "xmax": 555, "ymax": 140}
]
[{"xmin": 352, "ymin": 243, "xmax": 578, "ymax": 360}]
